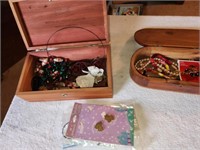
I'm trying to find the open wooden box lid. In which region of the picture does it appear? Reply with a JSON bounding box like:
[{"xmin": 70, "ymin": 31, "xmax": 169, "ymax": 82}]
[
  {"xmin": 134, "ymin": 28, "xmax": 199, "ymax": 49},
  {"xmin": 9, "ymin": 0, "xmax": 109, "ymax": 51}
]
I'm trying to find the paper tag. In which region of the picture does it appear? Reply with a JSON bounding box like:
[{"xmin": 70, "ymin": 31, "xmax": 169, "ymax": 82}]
[{"xmin": 76, "ymin": 74, "xmax": 95, "ymax": 88}]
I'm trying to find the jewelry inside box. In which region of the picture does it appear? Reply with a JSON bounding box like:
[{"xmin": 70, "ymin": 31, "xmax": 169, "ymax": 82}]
[
  {"xmin": 32, "ymin": 56, "xmax": 107, "ymax": 91},
  {"xmin": 135, "ymin": 53, "xmax": 200, "ymax": 81}
]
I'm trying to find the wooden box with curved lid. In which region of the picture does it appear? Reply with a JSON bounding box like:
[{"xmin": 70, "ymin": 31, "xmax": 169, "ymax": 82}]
[{"xmin": 130, "ymin": 28, "xmax": 199, "ymax": 94}]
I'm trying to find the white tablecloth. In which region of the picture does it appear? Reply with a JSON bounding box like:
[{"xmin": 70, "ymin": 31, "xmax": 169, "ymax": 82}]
[{"xmin": 1, "ymin": 16, "xmax": 200, "ymax": 150}]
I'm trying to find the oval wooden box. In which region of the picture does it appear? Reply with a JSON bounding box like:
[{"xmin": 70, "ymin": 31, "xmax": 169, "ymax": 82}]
[
  {"xmin": 9, "ymin": 0, "xmax": 113, "ymax": 101},
  {"xmin": 130, "ymin": 28, "xmax": 200, "ymax": 94}
]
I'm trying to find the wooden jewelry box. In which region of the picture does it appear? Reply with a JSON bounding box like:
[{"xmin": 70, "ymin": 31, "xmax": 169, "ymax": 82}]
[
  {"xmin": 9, "ymin": 0, "xmax": 113, "ymax": 101},
  {"xmin": 130, "ymin": 28, "xmax": 200, "ymax": 94}
]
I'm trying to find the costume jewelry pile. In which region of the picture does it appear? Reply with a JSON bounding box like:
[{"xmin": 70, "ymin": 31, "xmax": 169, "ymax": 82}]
[{"xmin": 32, "ymin": 56, "xmax": 107, "ymax": 91}]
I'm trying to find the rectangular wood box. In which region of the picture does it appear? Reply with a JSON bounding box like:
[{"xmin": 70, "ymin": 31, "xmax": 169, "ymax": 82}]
[
  {"xmin": 130, "ymin": 28, "xmax": 200, "ymax": 94},
  {"xmin": 9, "ymin": 0, "xmax": 113, "ymax": 101}
]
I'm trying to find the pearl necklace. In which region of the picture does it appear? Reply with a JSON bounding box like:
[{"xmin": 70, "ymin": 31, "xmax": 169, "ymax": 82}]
[{"xmin": 134, "ymin": 58, "xmax": 150, "ymax": 71}]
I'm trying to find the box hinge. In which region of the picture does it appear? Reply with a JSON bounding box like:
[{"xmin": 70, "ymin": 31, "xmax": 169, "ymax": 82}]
[
  {"xmin": 30, "ymin": 48, "xmax": 58, "ymax": 53},
  {"xmin": 30, "ymin": 43, "xmax": 110, "ymax": 53},
  {"xmin": 88, "ymin": 43, "xmax": 110, "ymax": 47}
]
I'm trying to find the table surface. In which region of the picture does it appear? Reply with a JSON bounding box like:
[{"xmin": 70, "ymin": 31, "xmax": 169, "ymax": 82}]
[{"xmin": 0, "ymin": 16, "xmax": 200, "ymax": 150}]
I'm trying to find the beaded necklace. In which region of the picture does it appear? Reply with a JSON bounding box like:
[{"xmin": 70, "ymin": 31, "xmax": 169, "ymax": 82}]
[{"xmin": 135, "ymin": 54, "xmax": 179, "ymax": 79}]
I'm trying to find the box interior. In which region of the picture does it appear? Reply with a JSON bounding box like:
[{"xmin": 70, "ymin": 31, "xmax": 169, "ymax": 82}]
[
  {"xmin": 133, "ymin": 46, "xmax": 200, "ymax": 86},
  {"xmin": 134, "ymin": 47, "xmax": 200, "ymax": 61},
  {"xmin": 18, "ymin": 46, "xmax": 109, "ymax": 92}
]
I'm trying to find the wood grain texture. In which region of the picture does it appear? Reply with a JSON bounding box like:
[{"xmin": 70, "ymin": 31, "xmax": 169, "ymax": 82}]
[
  {"xmin": 130, "ymin": 46, "xmax": 200, "ymax": 94},
  {"xmin": 16, "ymin": 78, "xmax": 113, "ymax": 102},
  {"xmin": 9, "ymin": 0, "xmax": 108, "ymax": 50},
  {"xmin": 9, "ymin": 0, "xmax": 113, "ymax": 101},
  {"xmin": 29, "ymin": 46, "xmax": 107, "ymax": 61},
  {"xmin": 134, "ymin": 28, "xmax": 199, "ymax": 49},
  {"xmin": 16, "ymin": 46, "xmax": 113, "ymax": 101},
  {"xmin": 16, "ymin": 87, "xmax": 113, "ymax": 102},
  {"xmin": 142, "ymin": 1, "xmax": 199, "ymax": 16}
]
